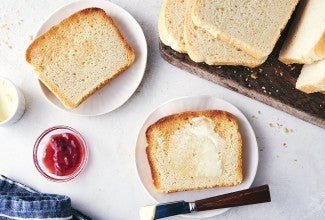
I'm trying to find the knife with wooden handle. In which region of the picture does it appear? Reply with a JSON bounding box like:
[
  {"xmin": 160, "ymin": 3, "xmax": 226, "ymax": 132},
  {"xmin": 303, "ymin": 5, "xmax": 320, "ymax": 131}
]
[{"xmin": 139, "ymin": 185, "xmax": 271, "ymax": 220}]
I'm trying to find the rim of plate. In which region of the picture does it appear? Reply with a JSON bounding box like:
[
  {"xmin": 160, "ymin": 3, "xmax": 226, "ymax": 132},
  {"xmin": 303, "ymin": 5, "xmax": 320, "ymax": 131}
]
[
  {"xmin": 34, "ymin": 0, "xmax": 147, "ymax": 116},
  {"xmin": 134, "ymin": 95, "xmax": 259, "ymax": 218}
]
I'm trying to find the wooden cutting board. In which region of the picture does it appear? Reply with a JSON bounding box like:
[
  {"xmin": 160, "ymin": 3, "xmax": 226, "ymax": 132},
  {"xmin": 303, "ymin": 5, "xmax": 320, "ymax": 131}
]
[{"xmin": 159, "ymin": 37, "xmax": 325, "ymax": 128}]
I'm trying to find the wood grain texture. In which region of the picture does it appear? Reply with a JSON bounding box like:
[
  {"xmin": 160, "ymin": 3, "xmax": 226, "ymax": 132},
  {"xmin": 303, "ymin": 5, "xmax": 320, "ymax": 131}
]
[
  {"xmin": 195, "ymin": 185, "xmax": 271, "ymax": 211},
  {"xmin": 159, "ymin": 38, "xmax": 325, "ymax": 128}
]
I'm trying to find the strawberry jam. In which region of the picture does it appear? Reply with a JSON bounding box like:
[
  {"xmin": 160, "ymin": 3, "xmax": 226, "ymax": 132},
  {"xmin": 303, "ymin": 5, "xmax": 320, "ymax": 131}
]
[{"xmin": 42, "ymin": 133, "xmax": 84, "ymax": 176}]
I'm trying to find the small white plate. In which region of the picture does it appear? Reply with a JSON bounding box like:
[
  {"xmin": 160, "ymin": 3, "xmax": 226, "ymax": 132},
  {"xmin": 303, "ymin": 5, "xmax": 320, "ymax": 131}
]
[
  {"xmin": 135, "ymin": 95, "xmax": 259, "ymax": 218},
  {"xmin": 35, "ymin": 0, "xmax": 147, "ymax": 116}
]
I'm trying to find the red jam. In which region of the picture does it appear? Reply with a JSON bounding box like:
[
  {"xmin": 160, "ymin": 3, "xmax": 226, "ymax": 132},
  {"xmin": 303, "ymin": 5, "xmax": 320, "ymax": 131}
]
[{"xmin": 42, "ymin": 133, "xmax": 84, "ymax": 176}]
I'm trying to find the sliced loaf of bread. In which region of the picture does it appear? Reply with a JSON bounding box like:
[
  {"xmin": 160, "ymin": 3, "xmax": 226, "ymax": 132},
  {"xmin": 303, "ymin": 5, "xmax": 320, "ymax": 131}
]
[
  {"xmin": 184, "ymin": 0, "xmax": 266, "ymax": 67},
  {"xmin": 191, "ymin": 0, "xmax": 300, "ymax": 59},
  {"xmin": 26, "ymin": 8, "xmax": 135, "ymax": 109},
  {"xmin": 158, "ymin": 0, "xmax": 187, "ymax": 53},
  {"xmin": 296, "ymin": 59, "xmax": 325, "ymax": 93},
  {"xmin": 145, "ymin": 110, "xmax": 243, "ymax": 193},
  {"xmin": 279, "ymin": 0, "xmax": 325, "ymax": 64}
]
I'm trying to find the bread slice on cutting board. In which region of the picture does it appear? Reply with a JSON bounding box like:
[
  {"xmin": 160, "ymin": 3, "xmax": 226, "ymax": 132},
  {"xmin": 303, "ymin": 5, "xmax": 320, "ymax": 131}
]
[
  {"xmin": 158, "ymin": 0, "xmax": 187, "ymax": 53},
  {"xmin": 145, "ymin": 110, "xmax": 243, "ymax": 193},
  {"xmin": 279, "ymin": 0, "xmax": 325, "ymax": 64},
  {"xmin": 26, "ymin": 8, "xmax": 135, "ymax": 109},
  {"xmin": 191, "ymin": 0, "xmax": 300, "ymax": 60},
  {"xmin": 184, "ymin": 0, "xmax": 266, "ymax": 67},
  {"xmin": 296, "ymin": 59, "xmax": 325, "ymax": 93}
]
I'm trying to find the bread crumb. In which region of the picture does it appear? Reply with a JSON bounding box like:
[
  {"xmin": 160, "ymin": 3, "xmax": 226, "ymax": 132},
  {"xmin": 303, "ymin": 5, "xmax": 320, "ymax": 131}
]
[
  {"xmin": 251, "ymin": 115, "xmax": 258, "ymax": 119},
  {"xmin": 258, "ymin": 68, "xmax": 263, "ymax": 73},
  {"xmin": 250, "ymin": 72, "xmax": 258, "ymax": 79},
  {"xmin": 0, "ymin": 23, "xmax": 7, "ymax": 29},
  {"xmin": 282, "ymin": 127, "xmax": 293, "ymax": 134},
  {"xmin": 269, "ymin": 123, "xmax": 274, "ymax": 127},
  {"xmin": 283, "ymin": 143, "xmax": 287, "ymax": 148},
  {"xmin": 279, "ymin": 72, "xmax": 283, "ymax": 76},
  {"xmin": 29, "ymin": 35, "xmax": 33, "ymax": 41},
  {"xmin": 2, "ymin": 41, "xmax": 12, "ymax": 49}
]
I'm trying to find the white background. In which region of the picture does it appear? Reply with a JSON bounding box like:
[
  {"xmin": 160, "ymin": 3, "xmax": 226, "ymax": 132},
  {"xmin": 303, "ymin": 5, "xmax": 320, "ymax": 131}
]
[{"xmin": 0, "ymin": 0, "xmax": 324, "ymax": 219}]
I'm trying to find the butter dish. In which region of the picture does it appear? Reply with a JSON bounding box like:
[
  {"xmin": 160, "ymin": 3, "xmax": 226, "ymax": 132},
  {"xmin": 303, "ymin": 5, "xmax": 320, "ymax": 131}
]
[{"xmin": 0, "ymin": 77, "xmax": 25, "ymax": 126}]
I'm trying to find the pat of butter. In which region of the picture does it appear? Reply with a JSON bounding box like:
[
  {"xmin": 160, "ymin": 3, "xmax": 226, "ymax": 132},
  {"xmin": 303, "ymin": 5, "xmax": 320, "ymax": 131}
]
[
  {"xmin": 139, "ymin": 205, "xmax": 156, "ymax": 220},
  {"xmin": 170, "ymin": 116, "xmax": 224, "ymax": 177},
  {"xmin": 0, "ymin": 80, "xmax": 17, "ymax": 122}
]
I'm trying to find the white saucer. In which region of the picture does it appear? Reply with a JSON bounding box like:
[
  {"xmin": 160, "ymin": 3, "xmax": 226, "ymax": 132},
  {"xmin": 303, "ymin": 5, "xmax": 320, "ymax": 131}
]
[
  {"xmin": 135, "ymin": 95, "xmax": 259, "ymax": 218},
  {"xmin": 35, "ymin": 0, "xmax": 147, "ymax": 116}
]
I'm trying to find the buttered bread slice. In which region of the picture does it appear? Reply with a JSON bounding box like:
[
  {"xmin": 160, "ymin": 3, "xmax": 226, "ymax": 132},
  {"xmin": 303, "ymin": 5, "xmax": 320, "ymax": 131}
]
[
  {"xmin": 158, "ymin": 0, "xmax": 187, "ymax": 53},
  {"xmin": 26, "ymin": 8, "xmax": 135, "ymax": 109},
  {"xmin": 192, "ymin": 0, "xmax": 299, "ymax": 59},
  {"xmin": 145, "ymin": 110, "xmax": 243, "ymax": 193}
]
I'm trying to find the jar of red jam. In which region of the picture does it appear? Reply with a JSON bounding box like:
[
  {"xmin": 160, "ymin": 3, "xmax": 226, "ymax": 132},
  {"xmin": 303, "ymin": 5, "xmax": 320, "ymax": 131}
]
[{"xmin": 33, "ymin": 126, "xmax": 88, "ymax": 182}]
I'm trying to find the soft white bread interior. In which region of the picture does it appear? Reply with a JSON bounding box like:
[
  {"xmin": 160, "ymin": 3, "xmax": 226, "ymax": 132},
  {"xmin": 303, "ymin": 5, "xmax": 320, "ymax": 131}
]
[
  {"xmin": 184, "ymin": 0, "xmax": 266, "ymax": 67},
  {"xmin": 145, "ymin": 110, "xmax": 243, "ymax": 193},
  {"xmin": 279, "ymin": 0, "xmax": 325, "ymax": 64},
  {"xmin": 191, "ymin": 0, "xmax": 300, "ymax": 60},
  {"xmin": 158, "ymin": 0, "xmax": 187, "ymax": 53},
  {"xmin": 296, "ymin": 59, "xmax": 325, "ymax": 93},
  {"xmin": 26, "ymin": 8, "xmax": 135, "ymax": 109}
]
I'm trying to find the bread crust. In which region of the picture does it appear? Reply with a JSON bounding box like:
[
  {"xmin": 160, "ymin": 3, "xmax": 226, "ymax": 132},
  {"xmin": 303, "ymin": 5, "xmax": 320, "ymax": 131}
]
[
  {"xmin": 191, "ymin": 0, "xmax": 299, "ymax": 60},
  {"xmin": 158, "ymin": 0, "xmax": 187, "ymax": 53},
  {"xmin": 25, "ymin": 8, "xmax": 135, "ymax": 109},
  {"xmin": 146, "ymin": 110, "xmax": 243, "ymax": 193}
]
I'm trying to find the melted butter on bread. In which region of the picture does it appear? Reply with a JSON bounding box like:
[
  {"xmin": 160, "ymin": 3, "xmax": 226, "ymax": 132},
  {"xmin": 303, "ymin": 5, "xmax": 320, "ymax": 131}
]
[{"xmin": 169, "ymin": 116, "xmax": 225, "ymax": 177}]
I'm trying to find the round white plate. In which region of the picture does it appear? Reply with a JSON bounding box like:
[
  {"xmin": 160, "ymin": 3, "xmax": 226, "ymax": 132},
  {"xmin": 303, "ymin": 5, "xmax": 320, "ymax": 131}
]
[
  {"xmin": 35, "ymin": 0, "xmax": 147, "ymax": 116},
  {"xmin": 135, "ymin": 95, "xmax": 259, "ymax": 218}
]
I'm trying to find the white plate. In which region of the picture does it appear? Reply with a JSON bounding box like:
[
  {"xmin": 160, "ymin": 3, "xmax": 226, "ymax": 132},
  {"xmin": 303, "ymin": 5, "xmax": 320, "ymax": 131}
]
[
  {"xmin": 35, "ymin": 0, "xmax": 147, "ymax": 116},
  {"xmin": 135, "ymin": 95, "xmax": 259, "ymax": 218}
]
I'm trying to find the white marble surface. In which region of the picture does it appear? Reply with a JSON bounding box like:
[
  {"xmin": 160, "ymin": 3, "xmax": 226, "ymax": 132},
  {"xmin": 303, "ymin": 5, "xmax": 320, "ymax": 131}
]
[{"xmin": 0, "ymin": 0, "xmax": 324, "ymax": 219}]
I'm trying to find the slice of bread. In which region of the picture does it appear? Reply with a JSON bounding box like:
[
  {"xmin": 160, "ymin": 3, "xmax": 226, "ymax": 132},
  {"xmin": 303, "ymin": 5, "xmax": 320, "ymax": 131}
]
[
  {"xmin": 145, "ymin": 110, "xmax": 243, "ymax": 193},
  {"xmin": 184, "ymin": 0, "xmax": 266, "ymax": 67},
  {"xmin": 191, "ymin": 0, "xmax": 300, "ymax": 60},
  {"xmin": 296, "ymin": 59, "xmax": 325, "ymax": 93},
  {"xmin": 279, "ymin": 0, "xmax": 325, "ymax": 64},
  {"xmin": 26, "ymin": 8, "xmax": 135, "ymax": 109},
  {"xmin": 158, "ymin": 0, "xmax": 187, "ymax": 53}
]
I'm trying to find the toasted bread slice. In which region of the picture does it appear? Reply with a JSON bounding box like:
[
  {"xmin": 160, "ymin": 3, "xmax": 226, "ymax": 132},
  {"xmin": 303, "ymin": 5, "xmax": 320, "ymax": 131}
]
[
  {"xmin": 26, "ymin": 8, "xmax": 135, "ymax": 109},
  {"xmin": 146, "ymin": 110, "xmax": 243, "ymax": 193}
]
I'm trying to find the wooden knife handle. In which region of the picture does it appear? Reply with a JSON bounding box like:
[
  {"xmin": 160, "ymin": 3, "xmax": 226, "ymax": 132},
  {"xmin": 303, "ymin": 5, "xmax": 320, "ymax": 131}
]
[{"xmin": 195, "ymin": 185, "xmax": 271, "ymax": 211}]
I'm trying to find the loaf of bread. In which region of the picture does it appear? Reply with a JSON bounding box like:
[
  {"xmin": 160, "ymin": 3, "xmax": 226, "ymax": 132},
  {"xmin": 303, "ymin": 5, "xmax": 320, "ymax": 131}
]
[
  {"xmin": 279, "ymin": 0, "xmax": 325, "ymax": 64},
  {"xmin": 184, "ymin": 0, "xmax": 265, "ymax": 67},
  {"xmin": 145, "ymin": 110, "xmax": 243, "ymax": 193},
  {"xmin": 158, "ymin": 0, "xmax": 187, "ymax": 53},
  {"xmin": 296, "ymin": 59, "xmax": 325, "ymax": 93},
  {"xmin": 26, "ymin": 8, "xmax": 135, "ymax": 109},
  {"xmin": 191, "ymin": 0, "xmax": 300, "ymax": 60}
]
